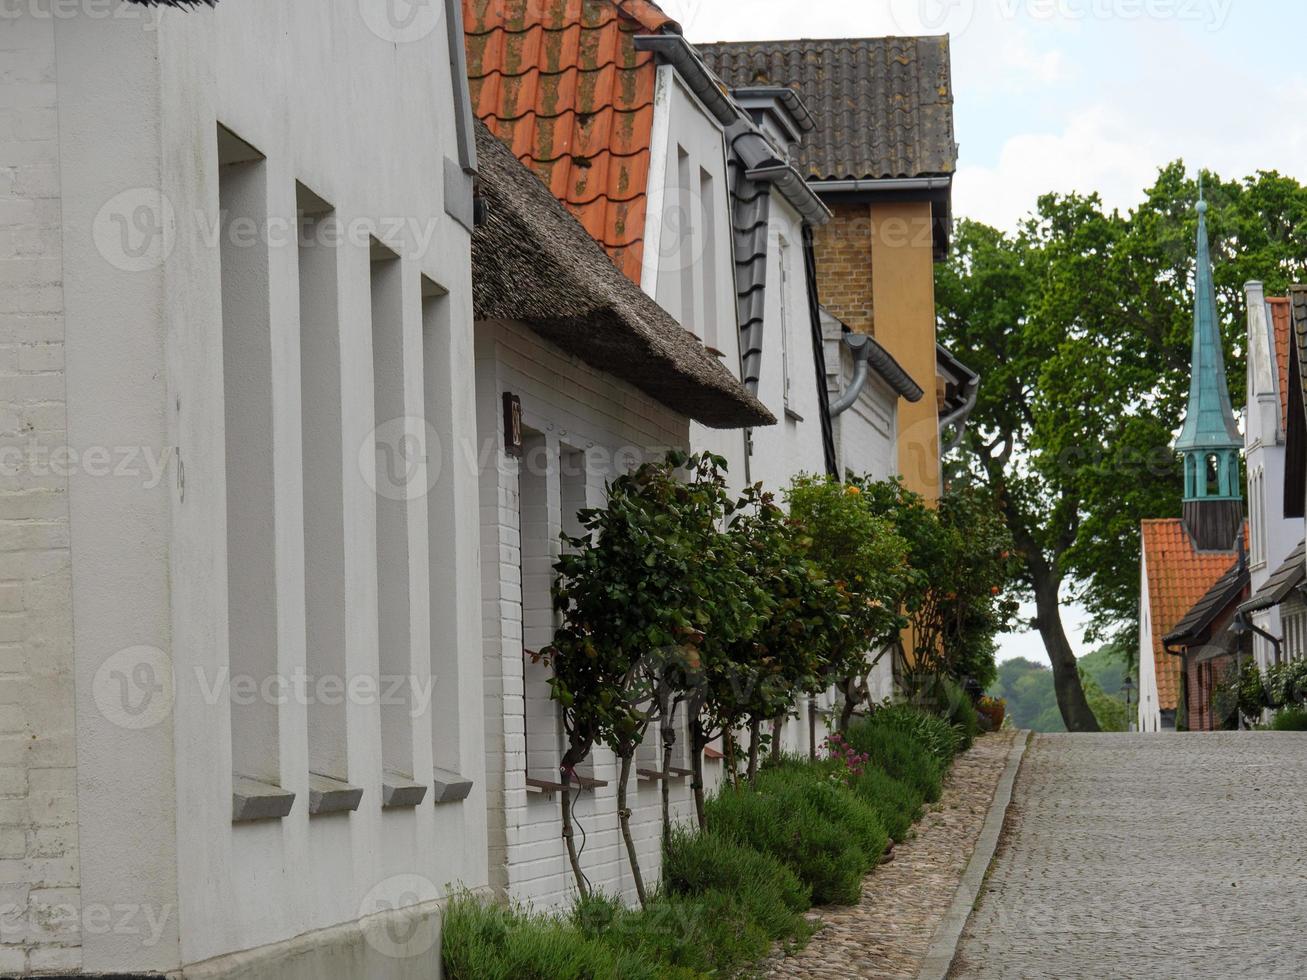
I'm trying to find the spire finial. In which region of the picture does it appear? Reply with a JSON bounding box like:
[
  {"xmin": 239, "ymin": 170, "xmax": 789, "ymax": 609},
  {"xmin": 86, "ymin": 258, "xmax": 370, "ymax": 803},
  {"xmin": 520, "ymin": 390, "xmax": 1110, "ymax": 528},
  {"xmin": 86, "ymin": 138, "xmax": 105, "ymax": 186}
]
[{"xmin": 1197, "ymin": 173, "xmax": 1208, "ymax": 215}]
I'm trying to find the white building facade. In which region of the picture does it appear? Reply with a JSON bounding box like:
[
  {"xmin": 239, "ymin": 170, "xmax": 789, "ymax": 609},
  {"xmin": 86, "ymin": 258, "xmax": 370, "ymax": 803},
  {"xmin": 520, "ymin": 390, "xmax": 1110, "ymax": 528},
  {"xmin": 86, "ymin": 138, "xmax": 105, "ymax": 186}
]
[
  {"xmin": 3, "ymin": 2, "xmax": 487, "ymax": 976},
  {"xmin": 1243, "ymin": 282, "xmax": 1305, "ymax": 669}
]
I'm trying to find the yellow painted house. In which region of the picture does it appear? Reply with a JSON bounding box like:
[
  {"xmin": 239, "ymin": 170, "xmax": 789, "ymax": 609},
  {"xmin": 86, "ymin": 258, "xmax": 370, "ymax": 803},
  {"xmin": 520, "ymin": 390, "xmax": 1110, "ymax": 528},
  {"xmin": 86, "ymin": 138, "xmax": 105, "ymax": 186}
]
[{"xmin": 701, "ymin": 35, "xmax": 975, "ymax": 505}]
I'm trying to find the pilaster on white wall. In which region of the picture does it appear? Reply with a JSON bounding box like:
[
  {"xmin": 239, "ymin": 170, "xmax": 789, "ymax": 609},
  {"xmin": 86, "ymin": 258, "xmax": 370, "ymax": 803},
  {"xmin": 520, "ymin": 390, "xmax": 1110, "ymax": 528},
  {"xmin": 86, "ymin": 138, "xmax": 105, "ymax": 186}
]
[{"xmin": 219, "ymin": 126, "xmax": 281, "ymax": 788}]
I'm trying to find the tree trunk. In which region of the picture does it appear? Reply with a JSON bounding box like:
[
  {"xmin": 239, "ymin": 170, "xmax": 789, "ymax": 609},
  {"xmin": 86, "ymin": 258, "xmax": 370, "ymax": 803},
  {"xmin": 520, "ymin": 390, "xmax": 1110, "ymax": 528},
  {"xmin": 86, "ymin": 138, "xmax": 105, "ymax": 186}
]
[
  {"xmin": 808, "ymin": 696, "xmax": 818, "ymax": 760},
  {"xmin": 839, "ymin": 677, "xmax": 858, "ymax": 732},
  {"xmin": 659, "ymin": 693, "xmax": 675, "ymax": 851},
  {"xmin": 616, "ymin": 751, "xmax": 648, "ymax": 907},
  {"xmin": 558, "ymin": 741, "xmax": 591, "ymax": 898},
  {"xmin": 689, "ymin": 718, "xmax": 708, "ymax": 831},
  {"xmin": 746, "ymin": 717, "xmax": 761, "ymax": 785},
  {"xmin": 1031, "ymin": 566, "xmax": 1100, "ymax": 732},
  {"xmin": 769, "ymin": 716, "xmax": 783, "ymax": 765}
]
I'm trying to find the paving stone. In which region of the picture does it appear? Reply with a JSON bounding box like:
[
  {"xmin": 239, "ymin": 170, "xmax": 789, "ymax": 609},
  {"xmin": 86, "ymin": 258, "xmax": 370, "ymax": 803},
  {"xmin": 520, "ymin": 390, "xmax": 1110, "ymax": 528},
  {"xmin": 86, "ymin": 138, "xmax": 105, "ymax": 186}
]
[
  {"xmin": 758, "ymin": 731, "xmax": 1018, "ymax": 979},
  {"xmin": 949, "ymin": 733, "xmax": 1307, "ymax": 979}
]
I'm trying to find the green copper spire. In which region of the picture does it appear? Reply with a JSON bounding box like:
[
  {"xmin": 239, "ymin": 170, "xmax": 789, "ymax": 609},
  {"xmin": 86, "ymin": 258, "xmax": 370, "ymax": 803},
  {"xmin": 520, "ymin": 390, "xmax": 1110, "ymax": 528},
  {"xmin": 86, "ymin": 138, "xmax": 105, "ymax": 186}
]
[{"xmin": 1176, "ymin": 182, "xmax": 1242, "ymax": 504}]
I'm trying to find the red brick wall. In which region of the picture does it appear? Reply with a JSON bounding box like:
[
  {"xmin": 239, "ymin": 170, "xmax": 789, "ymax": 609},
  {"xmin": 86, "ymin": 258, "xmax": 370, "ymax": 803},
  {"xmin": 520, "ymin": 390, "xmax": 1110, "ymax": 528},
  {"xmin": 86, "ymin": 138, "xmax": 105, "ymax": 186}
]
[{"xmin": 1186, "ymin": 654, "xmax": 1234, "ymax": 731}]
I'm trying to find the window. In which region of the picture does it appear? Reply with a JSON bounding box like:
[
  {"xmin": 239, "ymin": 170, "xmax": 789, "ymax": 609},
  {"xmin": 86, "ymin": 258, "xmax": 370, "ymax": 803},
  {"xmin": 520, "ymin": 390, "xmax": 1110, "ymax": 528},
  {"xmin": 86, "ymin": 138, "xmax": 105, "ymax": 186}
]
[
  {"xmin": 297, "ymin": 183, "xmax": 348, "ymax": 783},
  {"xmin": 1205, "ymin": 455, "xmax": 1220, "ymax": 497},
  {"xmin": 218, "ymin": 125, "xmax": 279, "ymax": 788},
  {"xmin": 370, "ymin": 239, "xmax": 414, "ymax": 780},
  {"xmin": 1250, "ymin": 467, "xmax": 1265, "ymax": 566}
]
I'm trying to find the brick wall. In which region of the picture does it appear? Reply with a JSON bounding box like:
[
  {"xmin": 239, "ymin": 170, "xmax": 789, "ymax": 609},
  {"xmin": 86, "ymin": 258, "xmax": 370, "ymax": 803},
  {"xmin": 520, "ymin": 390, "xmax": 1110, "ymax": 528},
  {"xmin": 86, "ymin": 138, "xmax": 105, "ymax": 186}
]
[
  {"xmin": 477, "ymin": 320, "xmax": 707, "ymax": 910},
  {"xmin": 1186, "ymin": 653, "xmax": 1234, "ymax": 732},
  {"xmin": 0, "ymin": 12, "xmax": 82, "ymax": 976},
  {"xmin": 811, "ymin": 202, "xmax": 874, "ymax": 335}
]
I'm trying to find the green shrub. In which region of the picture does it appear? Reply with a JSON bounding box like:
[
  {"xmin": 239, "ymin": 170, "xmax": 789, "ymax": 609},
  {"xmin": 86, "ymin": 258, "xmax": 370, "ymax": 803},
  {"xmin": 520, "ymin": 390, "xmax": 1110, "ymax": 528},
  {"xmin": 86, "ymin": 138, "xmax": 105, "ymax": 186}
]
[
  {"xmin": 442, "ymin": 893, "xmax": 670, "ymax": 980},
  {"xmin": 705, "ymin": 772, "xmax": 878, "ymax": 905},
  {"xmin": 942, "ymin": 680, "xmax": 982, "ymax": 751},
  {"xmin": 862, "ymin": 703, "xmax": 960, "ymax": 766},
  {"xmin": 846, "ymin": 712, "xmax": 947, "ymax": 802},
  {"xmin": 757, "ymin": 766, "xmax": 887, "ymax": 860},
  {"xmin": 663, "ymin": 826, "xmax": 811, "ymax": 918},
  {"xmin": 573, "ymin": 891, "xmax": 764, "ymax": 978},
  {"xmin": 1270, "ymin": 706, "xmax": 1307, "ymax": 731},
  {"xmin": 846, "ymin": 765, "xmax": 924, "ymax": 842}
]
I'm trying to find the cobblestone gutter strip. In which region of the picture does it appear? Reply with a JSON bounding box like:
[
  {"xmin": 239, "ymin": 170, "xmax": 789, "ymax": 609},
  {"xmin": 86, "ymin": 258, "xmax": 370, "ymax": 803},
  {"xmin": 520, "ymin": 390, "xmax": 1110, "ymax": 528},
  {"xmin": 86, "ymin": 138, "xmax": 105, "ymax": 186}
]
[
  {"xmin": 918, "ymin": 731, "xmax": 1029, "ymax": 980},
  {"xmin": 754, "ymin": 730, "xmax": 1020, "ymax": 980}
]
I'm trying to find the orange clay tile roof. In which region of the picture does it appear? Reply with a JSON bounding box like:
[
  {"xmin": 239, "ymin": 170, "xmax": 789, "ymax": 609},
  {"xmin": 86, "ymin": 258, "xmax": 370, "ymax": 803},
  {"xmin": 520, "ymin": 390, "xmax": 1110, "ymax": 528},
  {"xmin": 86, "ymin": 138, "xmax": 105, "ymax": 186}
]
[
  {"xmin": 464, "ymin": 0, "xmax": 679, "ymax": 285},
  {"xmin": 1270, "ymin": 297, "xmax": 1292, "ymax": 434},
  {"xmin": 1141, "ymin": 518, "xmax": 1248, "ymax": 711}
]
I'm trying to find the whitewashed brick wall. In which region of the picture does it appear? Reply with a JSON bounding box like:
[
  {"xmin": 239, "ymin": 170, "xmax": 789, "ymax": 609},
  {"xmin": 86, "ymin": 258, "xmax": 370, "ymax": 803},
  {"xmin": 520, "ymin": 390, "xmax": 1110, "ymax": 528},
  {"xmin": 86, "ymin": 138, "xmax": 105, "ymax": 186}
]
[
  {"xmin": 0, "ymin": 11, "xmax": 81, "ymax": 975},
  {"xmin": 477, "ymin": 320, "xmax": 716, "ymax": 909}
]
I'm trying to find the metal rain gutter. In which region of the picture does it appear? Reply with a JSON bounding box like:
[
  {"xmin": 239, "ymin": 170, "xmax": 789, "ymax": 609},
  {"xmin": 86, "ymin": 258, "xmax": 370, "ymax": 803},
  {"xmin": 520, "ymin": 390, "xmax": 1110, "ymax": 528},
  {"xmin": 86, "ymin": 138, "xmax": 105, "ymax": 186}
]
[
  {"xmin": 812, "ymin": 176, "xmax": 954, "ymax": 194},
  {"xmin": 746, "ymin": 163, "xmax": 831, "ymax": 225}
]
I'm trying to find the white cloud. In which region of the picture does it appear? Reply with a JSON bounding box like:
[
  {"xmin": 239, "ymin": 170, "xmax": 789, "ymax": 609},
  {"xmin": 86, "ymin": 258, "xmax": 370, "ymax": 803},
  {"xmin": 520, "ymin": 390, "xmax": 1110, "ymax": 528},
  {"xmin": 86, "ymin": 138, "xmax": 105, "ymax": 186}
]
[{"xmin": 954, "ymin": 104, "xmax": 1162, "ymax": 228}]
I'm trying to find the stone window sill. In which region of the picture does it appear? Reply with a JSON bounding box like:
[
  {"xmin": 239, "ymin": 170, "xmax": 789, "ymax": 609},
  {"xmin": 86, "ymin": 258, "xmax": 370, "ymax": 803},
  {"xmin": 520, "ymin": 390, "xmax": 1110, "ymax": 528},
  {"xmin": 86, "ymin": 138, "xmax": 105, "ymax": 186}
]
[
  {"xmin": 433, "ymin": 767, "xmax": 474, "ymax": 804},
  {"xmin": 233, "ymin": 776, "xmax": 295, "ymax": 823},
  {"xmin": 309, "ymin": 773, "xmax": 364, "ymax": 815},
  {"xmin": 383, "ymin": 771, "xmax": 430, "ymax": 809}
]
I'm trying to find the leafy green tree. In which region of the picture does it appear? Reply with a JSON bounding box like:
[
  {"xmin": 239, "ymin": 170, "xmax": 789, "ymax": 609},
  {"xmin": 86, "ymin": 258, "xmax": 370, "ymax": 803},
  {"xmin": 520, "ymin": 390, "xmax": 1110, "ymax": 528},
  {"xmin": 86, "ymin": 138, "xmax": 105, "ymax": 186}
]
[
  {"xmin": 937, "ymin": 163, "xmax": 1307, "ymax": 731},
  {"xmin": 707, "ymin": 487, "xmax": 852, "ymax": 788},
  {"xmin": 548, "ymin": 452, "xmax": 763, "ymax": 904},
  {"xmin": 786, "ymin": 477, "xmax": 910, "ymax": 729}
]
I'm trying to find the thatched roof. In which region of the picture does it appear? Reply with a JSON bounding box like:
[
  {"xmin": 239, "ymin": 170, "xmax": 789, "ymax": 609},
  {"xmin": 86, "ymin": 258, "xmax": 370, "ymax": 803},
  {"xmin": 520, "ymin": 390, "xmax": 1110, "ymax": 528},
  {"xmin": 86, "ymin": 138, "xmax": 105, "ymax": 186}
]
[{"xmin": 472, "ymin": 121, "xmax": 774, "ymax": 429}]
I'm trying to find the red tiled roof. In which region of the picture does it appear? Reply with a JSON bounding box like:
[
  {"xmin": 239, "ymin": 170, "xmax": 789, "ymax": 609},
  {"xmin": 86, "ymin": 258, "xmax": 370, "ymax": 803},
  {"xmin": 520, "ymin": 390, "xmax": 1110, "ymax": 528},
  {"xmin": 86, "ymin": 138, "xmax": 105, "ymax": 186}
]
[
  {"xmin": 1270, "ymin": 297, "xmax": 1292, "ymax": 434},
  {"xmin": 464, "ymin": 0, "xmax": 679, "ymax": 284},
  {"xmin": 1141, "ymin": 519, "xmax": 1248, "ymax": 711}
]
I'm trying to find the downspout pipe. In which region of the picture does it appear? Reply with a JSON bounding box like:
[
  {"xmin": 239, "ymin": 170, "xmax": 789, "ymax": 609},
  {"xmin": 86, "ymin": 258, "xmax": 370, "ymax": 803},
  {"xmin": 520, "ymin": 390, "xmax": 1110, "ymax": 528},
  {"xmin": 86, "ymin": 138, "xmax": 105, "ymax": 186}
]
[
  {"xmin": 829, "ymin": 335, "xmax": 873, "ymax": 417},
  {"xmin": 939, "ymin": 376, "xmax": 980, "ymax": 454},
  {"xmin": 1233, "ymin": 611, "xmax": 1282, "ymax": 664}
]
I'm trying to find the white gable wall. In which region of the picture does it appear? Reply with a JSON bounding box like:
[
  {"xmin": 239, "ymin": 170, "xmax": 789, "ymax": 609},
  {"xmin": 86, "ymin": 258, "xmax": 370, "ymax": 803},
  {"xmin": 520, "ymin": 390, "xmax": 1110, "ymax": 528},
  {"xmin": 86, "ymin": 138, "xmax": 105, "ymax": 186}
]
[
  {"xmin": 1244, "ymin": 283, "xmax": 1304, "ymax": 670},
  {"xmin": 1138, "ymin": 551, "xmax": 1163, "ymax": 733},
  {"xmin": 749, "ymin": 197, "xmax": 829, "ymax": 489},
  {"xmin": 644, "ymin": 65, "xmax": 748, "ymax": 492}
]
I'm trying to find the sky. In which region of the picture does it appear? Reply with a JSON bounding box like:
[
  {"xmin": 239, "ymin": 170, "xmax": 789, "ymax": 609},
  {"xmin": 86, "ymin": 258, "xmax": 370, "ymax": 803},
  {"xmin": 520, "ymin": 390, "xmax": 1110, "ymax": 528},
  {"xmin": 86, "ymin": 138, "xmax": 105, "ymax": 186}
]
[{"xmin": 660, "ymin": 0, "xmax": 1307, "ymax": 664}]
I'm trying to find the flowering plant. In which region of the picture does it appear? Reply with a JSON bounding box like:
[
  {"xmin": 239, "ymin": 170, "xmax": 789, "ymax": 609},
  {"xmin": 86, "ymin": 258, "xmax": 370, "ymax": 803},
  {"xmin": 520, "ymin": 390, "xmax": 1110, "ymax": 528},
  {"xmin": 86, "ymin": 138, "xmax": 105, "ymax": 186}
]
[{"xmin": 823, "ymin": 731, "xmax": 870, "ymax": 787}]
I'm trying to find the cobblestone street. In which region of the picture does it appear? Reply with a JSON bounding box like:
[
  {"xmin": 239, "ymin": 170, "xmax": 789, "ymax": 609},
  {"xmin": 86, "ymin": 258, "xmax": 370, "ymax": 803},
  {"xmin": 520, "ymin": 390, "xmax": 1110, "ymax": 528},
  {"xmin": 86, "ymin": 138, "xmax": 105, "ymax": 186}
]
[
  {"xmin": 950, "ymin": 733, "xmax": 1307, "ymax": 979},
  {"xmin": 760, "ymin": 731, "xmax": 1018, "ymax": 979}
]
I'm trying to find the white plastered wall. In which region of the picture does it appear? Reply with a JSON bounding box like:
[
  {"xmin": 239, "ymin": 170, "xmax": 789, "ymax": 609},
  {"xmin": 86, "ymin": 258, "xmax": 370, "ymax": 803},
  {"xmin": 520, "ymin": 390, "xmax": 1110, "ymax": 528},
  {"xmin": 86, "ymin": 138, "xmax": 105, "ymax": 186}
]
[{"xmin": 44, "ymin": 1, "xmax": 486, "ymax": 973}]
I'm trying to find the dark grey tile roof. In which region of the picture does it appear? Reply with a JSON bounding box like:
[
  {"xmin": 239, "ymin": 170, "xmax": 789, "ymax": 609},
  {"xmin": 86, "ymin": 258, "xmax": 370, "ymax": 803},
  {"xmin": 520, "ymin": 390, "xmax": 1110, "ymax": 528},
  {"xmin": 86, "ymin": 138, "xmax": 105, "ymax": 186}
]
[
  {"xmin": 1164, "ymin": 555, "xmax": 1249, "ymax": 647},
  {"xmin": 698, "ymin": 36, "xmax": 958, "ymax": 182},
  {"xmin": 1240, "ymin": 539, "xmax": 1307, "ymax": 615}
]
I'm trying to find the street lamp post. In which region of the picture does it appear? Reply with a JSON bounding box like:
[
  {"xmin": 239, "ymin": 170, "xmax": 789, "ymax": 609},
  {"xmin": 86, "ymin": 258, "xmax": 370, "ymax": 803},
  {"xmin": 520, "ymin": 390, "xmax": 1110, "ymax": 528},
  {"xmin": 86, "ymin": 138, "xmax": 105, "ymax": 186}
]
[{"xmin": 1122, "ymin": 676, "xmax": 1136, "ymax": 732}]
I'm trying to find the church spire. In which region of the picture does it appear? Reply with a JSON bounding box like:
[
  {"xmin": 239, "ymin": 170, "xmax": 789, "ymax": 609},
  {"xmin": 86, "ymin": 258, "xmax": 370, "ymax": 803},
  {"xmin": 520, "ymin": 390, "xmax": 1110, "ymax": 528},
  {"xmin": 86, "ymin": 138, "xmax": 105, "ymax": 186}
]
[{"xmin": 1176, "ymin": 178, "xmax": 1243, "ymax": 550}]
